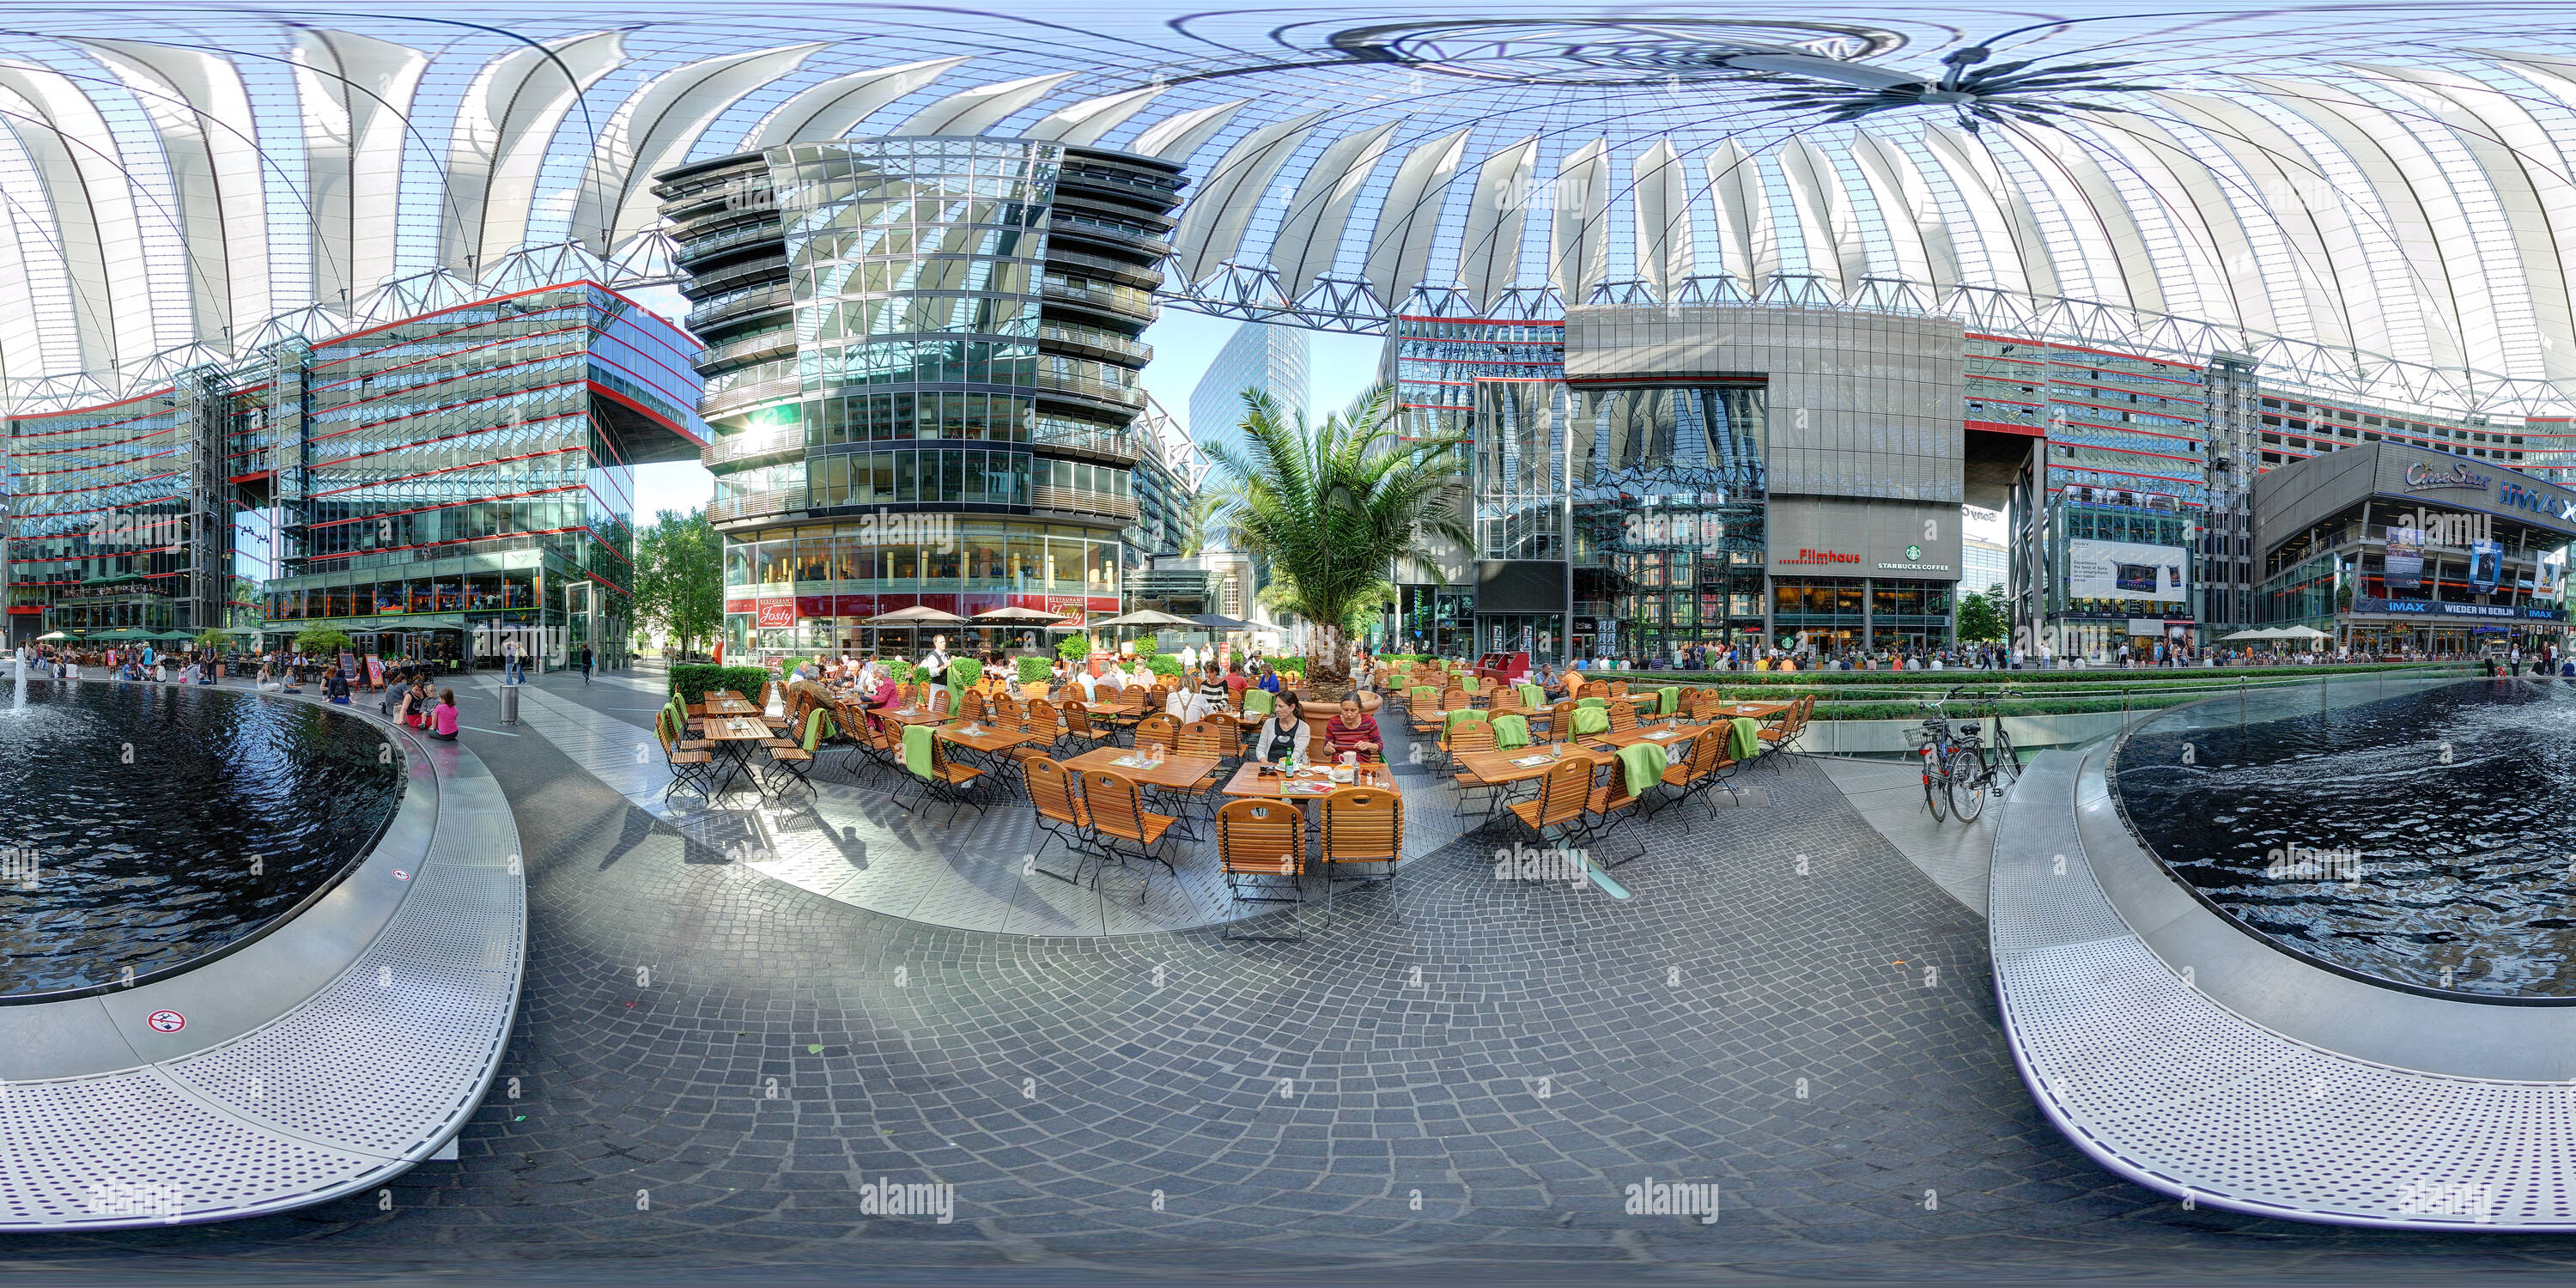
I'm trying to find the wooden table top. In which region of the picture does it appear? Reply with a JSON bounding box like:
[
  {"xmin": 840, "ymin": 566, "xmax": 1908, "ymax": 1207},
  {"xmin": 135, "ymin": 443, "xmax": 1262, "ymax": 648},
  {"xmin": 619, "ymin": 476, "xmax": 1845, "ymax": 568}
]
[
  {"xmin": 879, "ymin": 706, "xmax": 951, "ymax": 726},
  {"xmin": 1220, "ymin": 762, "xmax": 1399, "ymax": 799},
  {"xmin": 1595, "ymin": 721, "xmax": 1711, "ymax": 750},
  {"xmin": 939, "ymin": 722, "xmax": 1041, "ymax": 753},
  {"xmin": 703, "ymin": 696, "xmax": 760, "ymax": 717},
  {"xmin": 1455, "ymin": 744, "xmax": 1608, "ymax": 786},
  {"xmin": 1061, "ymin": 744, "xmax": 1220, "ymax": 790},
  {"xmin": 1707, "ymin": 701, "xmax": 1792, "ymax": 719},
  {"xmin": 700, "ymin": 716, "xmax": 775, "ymax": 742}
]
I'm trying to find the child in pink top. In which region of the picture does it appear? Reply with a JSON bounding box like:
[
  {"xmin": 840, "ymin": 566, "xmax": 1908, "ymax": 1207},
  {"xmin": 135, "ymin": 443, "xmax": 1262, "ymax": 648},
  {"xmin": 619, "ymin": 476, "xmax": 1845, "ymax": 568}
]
[{"xmin": 430, "ymin": 690, "xmax": 459, "ymax": 740}]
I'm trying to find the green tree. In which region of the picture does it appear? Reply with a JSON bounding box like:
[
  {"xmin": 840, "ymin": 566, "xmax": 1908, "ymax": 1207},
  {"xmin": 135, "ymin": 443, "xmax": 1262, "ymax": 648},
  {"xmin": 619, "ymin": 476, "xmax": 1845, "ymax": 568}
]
[
  {"xmin": 1176, "ymin": 492, "xmax": 1224, "ymax": 557},
  {"xmin": 1202, "ymin": 386, "xmax": 1469, "ymax": 690},
  {"xmin": 634, "ymin": 509, "xmax": 725, "ymax": 659},
  {"xmin": 296, "ymin": 625, "xmax": 354, "ymax": 655},
  {"xmin": 1956, "ymin": 582, "xmax": 2008, "ymax": 643}
]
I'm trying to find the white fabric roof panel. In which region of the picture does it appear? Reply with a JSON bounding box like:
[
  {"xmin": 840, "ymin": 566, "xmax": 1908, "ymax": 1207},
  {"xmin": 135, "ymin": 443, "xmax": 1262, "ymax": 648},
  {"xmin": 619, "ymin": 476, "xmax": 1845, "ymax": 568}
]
[{"xmin": 2, "ymin": 3, "xmax": 2576, "ymax": 416}]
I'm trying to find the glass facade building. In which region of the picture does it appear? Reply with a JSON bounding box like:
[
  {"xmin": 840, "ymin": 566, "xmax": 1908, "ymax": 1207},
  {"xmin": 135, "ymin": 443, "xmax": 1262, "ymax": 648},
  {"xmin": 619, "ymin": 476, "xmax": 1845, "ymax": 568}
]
[
  {"xmin": 658, "ymin": 137, "xmax": 1184, "ymax": 659},
  {"xmin": 5, "ymin": 283, "xmax": 702, "ymax": 662}
]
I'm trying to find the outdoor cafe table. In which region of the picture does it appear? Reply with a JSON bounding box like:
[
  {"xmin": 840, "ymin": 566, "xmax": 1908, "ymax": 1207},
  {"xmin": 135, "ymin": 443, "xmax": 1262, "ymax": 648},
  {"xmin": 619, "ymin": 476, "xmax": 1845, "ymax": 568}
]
[
  {"xmin": 1453, "ymin": 744, "xmax": 1611, "ymax": 791},
  {"xmin": 696, "ymin": 715, "xmax": 776, "ymax": 796},
  {"xmin": 939, "ymin": 720, "xmax": 1041, "ymax": 782},
  {"xmin": 704, "ymin": 694, "xmax": 761, "ymax": 718},
  {"xmin": 1061, "ymin": 744, "xmax": 1220, "ymax": 793},
  {"xmin": 1709, "ymin": 700, "xmax": 1792, "ymax": 720},
  {"xmin": 1595, "ymin": 720, "xmax": 1713, "ymax": 751},
  {"xmin": 878, "ymin": 704, "xmax": 951, "ymax": 727},
  {"xmin": 1220, "ymin": 761, "xmax": 1398, "ymax": 801}
]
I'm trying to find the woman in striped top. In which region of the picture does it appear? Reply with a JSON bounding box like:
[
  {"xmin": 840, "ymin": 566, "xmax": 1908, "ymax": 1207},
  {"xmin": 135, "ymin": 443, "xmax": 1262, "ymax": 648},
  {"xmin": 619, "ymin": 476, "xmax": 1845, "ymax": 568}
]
[
  {"xmin": 1324, "ymin": 694, "xmax": 1383, "ymax": 762},
  {"xmin": 1196, "ymin": 661, "xmax": 1232, "ymax": 711}
]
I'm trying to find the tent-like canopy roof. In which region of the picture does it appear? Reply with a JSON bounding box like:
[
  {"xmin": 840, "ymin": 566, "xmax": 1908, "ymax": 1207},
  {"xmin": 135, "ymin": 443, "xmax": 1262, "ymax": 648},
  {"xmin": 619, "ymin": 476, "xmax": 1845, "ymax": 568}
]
[{"xmin": 6, "ymin": 3, "xmax": 2576, "ymax": 418}]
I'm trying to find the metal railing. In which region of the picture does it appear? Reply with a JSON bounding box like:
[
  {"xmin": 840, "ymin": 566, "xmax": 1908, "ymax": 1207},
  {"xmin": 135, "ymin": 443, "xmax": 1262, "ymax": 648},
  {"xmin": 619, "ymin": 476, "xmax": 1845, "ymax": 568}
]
[
  {"xmin": 702, "ymin": 426, "xmax": 806, "ymax": 466},
  {"xmin": 1048, "ymin": 246, "xmax": 1162, "ymax": 284},
  {"xmin": 1035, "ymin": 322, "xmax": 1151, "ymax": 362},
  {"xmin": 686, "ymin": 283, "xmax": 790, "ymax": 331},
  {"xmin": 1034, "ymin": 368, "xmax": 1145, "ymax": 408},
  {"xmin": 705, "ymin": 487, "xmax": 799, "ymax": 523},
  {"xmin": 700, "ymin": 374, "xmax": 803, "ymax": 419},
  {"xmin": 1030, "ymin": 418, "xmax": 1142, "ymax": 459},
  {"xmin": 672, "ymin": 217, "xmax": 782, "ymax": 264},
  {"xmin": 691, "ymin": 327, "xmax": 795, "ymax": 370},
  {"xmin": 1041, "ymin": 276, "xmax": 1157, "ymax": 320},
  {"xmin": 1031, "ymin": 484, "xmax": 1137, "ymax": 519}
]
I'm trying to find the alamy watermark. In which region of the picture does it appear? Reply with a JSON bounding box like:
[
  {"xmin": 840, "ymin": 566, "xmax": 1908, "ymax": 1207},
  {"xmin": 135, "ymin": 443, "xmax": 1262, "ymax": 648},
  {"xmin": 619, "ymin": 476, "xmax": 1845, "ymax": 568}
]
[
  {"xmin": 858, "ymin": 1176, "xmax": 955, "ymax": 1224},
  {"xmin": 2263, "ymin": 844, "xmax": 2366, "ymax": 883},
  {"xmin": 1622, "ymin": 511, "xmax": 1723, "ymax": 555},
  {"xmin": 1492, "ymin": 843, "xmax": 1590, "ymax": 886},
  {"xmin": 2396, "ymin": 1181, "xmax": 2494, "ymax": 1223},
  {"xmin": 858, "ymin": 508, "xmax": 954, "ymax": 555},
  {"xmin": 1625, "ymin": 1176, "xmax": 1719, "ymax": 1224},
  {"xmin": 2, "ymin": 845, "xmax": 34, "ymax": 890},
  {"xmin": 87, "ymin": 513, "xmax": 185, "ymax": 551},
  {"xmin": 85, "ymin": 1181, "xmax": 184, "ymax": 1223}
]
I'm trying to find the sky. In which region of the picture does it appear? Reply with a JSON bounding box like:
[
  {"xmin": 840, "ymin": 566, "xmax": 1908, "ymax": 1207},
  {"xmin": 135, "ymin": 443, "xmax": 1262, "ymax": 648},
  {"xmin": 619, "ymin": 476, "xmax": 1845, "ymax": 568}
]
[{"xmin": 627, "ymin": 301, "xmax": 2006, "ymax": 545}]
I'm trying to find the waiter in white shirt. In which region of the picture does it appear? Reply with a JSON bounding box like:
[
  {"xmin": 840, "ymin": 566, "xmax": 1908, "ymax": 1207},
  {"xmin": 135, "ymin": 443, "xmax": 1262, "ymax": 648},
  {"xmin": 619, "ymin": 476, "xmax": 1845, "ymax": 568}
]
[{"xmin": 919, "ymin": 634, "xmax": 951, "ymax": 685}]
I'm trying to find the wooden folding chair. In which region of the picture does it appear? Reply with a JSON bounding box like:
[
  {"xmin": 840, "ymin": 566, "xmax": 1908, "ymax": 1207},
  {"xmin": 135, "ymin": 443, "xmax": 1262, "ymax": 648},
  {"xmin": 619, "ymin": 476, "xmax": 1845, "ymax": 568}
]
[
  {"xmin": 1082, "ymin": 769, "xmax": 1178, "ymax": 901},
  {"xmin": 1319, "ymin": 786, "xmax": 1401, "ymax": 911},
  {"xmin": 1026, "ymin": 758, "xmax": 1100, "ymax": 886},
  {"xmin": 656, "ymin": 712, "xmax": 717, "ymax": 802},
  {"xmin": 1508, "ymin": 757, "xmax": 1594, "ymax": 846},
  {"xmin": 896, "ymin": 728, "xmax": 987, "ymax": 824},
  {"xmin": 1218, "ymin": 799, "xmax": 1307, "ymax": 941}
]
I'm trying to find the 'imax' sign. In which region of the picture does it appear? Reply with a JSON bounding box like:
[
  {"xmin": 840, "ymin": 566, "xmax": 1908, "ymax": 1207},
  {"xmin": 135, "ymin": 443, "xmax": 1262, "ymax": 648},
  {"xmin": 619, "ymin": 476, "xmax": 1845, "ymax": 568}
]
[
  {"xmin": 2354, "ymin": 596, "xmax": 2561, "ymax": 621},
  {"xmin": 2498, "ymin": 479, "xmax": 2576, "ymax": 523}
]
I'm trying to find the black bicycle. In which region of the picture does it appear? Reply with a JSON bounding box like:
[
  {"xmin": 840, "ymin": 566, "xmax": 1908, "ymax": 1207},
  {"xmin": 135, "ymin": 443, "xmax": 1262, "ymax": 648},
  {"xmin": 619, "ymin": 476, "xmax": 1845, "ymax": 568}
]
[
  {"xmin": 1978, "ymin": 688, "xmax": 2022, "ymax": 790},
  {"xmin": 1911, "ymin": 687, "xmax": 1996, "ymax": 823}
]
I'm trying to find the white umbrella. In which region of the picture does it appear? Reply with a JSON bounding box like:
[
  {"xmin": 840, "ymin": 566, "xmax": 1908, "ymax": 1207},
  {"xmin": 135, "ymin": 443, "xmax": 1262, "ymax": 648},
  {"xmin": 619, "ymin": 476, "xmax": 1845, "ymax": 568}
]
[{"xmin": 2218, "ymin": 627, "xmax": 2283, "ymax": 641}]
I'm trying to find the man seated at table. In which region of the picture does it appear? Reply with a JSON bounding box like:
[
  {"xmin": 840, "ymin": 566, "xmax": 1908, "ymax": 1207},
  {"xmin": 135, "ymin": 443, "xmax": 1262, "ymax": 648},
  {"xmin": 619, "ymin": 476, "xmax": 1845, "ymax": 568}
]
[
  {"xmin": 786, "ymin": 662, "xmax": 835, "ymax": 712},
  {"xmin": 1323, "ymin": 693, "xmax": 1384, "ymax": 762}
]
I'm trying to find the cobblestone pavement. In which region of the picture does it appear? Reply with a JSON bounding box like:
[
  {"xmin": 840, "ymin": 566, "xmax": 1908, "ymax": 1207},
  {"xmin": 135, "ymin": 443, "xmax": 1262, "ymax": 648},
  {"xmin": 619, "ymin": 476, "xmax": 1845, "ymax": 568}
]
[{"xmin": 4, "ymin": 670, "xmax": 2554, "ymax": 1284}]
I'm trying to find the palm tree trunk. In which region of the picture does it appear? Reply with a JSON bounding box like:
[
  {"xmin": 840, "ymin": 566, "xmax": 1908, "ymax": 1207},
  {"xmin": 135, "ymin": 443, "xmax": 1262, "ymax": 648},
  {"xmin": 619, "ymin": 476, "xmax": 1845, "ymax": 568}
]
[{"xmin": 1308, "ymin": 621, "xmax": 1350, "ymax": 694}]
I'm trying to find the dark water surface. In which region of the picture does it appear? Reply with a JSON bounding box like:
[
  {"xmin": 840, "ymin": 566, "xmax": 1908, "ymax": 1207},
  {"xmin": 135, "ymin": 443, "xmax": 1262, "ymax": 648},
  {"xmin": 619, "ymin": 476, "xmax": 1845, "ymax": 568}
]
[
  {"xmin": 0, "ymin": 680, "xmax": 404, "ymax": 998},
  {"xmin": 2114, "ymin": 677, "xmax": 2576, "ymax": 999}
]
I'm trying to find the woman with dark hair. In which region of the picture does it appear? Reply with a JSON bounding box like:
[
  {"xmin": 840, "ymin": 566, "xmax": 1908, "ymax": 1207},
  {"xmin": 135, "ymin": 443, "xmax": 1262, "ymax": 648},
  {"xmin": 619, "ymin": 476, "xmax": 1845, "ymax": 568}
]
[
  {"xmin": 428, "ymin": 690, "xmax": 459, "ymax": 741},
  {"xmin": 1250, "ymin": 690, "xmax": 1310, "ymax": 766},
  {"xmin": 1325, "ymin": 693, "xmax": 1383, "ymax": 762}
]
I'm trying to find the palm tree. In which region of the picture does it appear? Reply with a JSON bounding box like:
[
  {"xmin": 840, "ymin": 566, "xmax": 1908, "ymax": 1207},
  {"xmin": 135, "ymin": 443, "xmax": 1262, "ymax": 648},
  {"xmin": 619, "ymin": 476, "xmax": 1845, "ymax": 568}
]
[
  {"xmin": 1176, "ymin": 492, "xmax": 1224, "ymax": 558},
  {"xmin": 1202, "ymin": 386, "xmax": 1468, "ymax": 690}
]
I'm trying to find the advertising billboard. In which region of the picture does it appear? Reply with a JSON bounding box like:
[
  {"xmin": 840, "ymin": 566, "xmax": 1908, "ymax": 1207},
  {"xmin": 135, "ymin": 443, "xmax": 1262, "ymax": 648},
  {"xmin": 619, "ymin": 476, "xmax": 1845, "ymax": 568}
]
[
  {"xmin": 2541, "ymin": 548, "xmax": 2567, "ymax": 604},
  {"xmin": 2067, "ymin": 539, "xmax": 2188, "ymax": 604},
  {"xmin": 2384, "ymin": 526, "xmax": 2425, "ymax": 591},
  {"xmin": 2469, "ymin": 539, "xmax": 2503, "ymax": 594}
]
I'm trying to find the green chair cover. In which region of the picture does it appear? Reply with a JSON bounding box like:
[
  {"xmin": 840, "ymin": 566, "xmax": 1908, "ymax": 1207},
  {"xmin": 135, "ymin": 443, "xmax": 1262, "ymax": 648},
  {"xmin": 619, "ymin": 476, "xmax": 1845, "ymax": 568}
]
[
  {"xmin": 1516, "ymin": 682, "xmax": 1545, "ymax": 709},
  {"xmin": 902, "ymin": 723, "xmax": 935, "ymax": 778},
  {"xmin": 1572, "ymin": 706, "xmax": 1610, "ymax": 738},
  {"xmin": 804, "ymin": 707, "xmax": 831, "ymax": 750},
  {"xmin": 1615, "ymin": 742, "xmax": 1669, "ymax": 798},
  {"xmin": 1577, "ymin": 695, "xmax": 1607, "ymax": 710},
  {"xmin": 1444, "ymin": 708, "xmax": 1485, "ymax": 732},
  {"xmin": 1657, "ymin": 686, "xmax": 1681, "ymax": 714},
  {"xmin": 1729, "ymin": 716, "xmax": 1764, "ymax": 762},
  {"xmin": 1411, "ymin": 684, "xmax": 1439, "ymax": 703},
  {"xmin": 1244, "ymin": 689, "xmax": 1275, "ymax": 716},
  {"xmin": 1491, "ymin": 713, "xmax": 1531, "ymax": 750}
]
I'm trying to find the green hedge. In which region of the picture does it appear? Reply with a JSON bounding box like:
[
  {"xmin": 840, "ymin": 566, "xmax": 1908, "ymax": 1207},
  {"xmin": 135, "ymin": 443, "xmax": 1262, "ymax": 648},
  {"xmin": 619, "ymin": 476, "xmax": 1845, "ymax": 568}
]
[
  {"xmin": 1144, "ymin": 653, "xmax": 1184, "ymax": 678},
  {"xmin": 1056, "ymin": 635, "xmax": 1090, "ymax": 663},
  {"xmin": 1813, "ymin": 694, "xmax": 2203, "ymax": 721},
  {"xmin": 1017, "ymin": 655, "xmax": 1054, "ymax": 683},
  {"xmin": 1617, "ymin": 662, "xmax": 2468, "ymax": 689},
  {"xmin": 948, "ymin": 657, "xmax": 982, "ymax": 695},
  {"xmin": 669, "ymin": 663, "xmax": 774, "ymax": 704}
]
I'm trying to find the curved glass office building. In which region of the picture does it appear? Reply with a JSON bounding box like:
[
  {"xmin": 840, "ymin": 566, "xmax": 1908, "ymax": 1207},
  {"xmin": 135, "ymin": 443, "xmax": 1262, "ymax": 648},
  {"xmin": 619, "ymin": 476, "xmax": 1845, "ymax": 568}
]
[{"xmin": 659, "ymin": 137, "xmax": 1184, "ymax": 659}]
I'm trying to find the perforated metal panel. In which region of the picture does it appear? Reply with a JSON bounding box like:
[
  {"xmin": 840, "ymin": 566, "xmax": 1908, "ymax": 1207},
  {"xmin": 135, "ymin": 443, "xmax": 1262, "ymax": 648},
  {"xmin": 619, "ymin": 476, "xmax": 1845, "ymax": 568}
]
[
  {"xmin": 1993, "ymin": 749, "xmax": 2576, "ymax": 1230},
  {"xmin": 0, "ymin": 1070, "xmax": 384, "ymax": 1226},
  {"xmin": 0, "ymin": 708, "xmax": 523, "ymax": 1230}
]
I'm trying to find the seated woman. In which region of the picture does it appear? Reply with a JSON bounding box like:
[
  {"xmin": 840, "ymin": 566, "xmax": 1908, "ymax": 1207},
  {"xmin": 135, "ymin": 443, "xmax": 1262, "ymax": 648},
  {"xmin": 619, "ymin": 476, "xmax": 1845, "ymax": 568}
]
[
  {"xmin": 427, "ymin": 689, "xmax": 459, "ymax": 740},
  {"xmin": 1249, "ymin": 690, "xmax": 1312, "ymax": 765},
  {"xmin": 1323, "ymin": 694, "xmax": 1383, "ymax": 762},
  {"xmin": 325, "ymin": 665, "xmax": 352, "ymax": 704}
]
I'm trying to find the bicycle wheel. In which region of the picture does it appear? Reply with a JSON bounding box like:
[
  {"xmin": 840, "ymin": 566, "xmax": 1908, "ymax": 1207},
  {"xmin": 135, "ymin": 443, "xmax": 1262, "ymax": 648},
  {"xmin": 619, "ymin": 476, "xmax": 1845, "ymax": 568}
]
[
  {"xmin": 1989, "ymin": 725, "xmax": 2021, "ymax": 784},
  {"xmin": 1947, "ymin": 744, "xmax": 1990, "ymax": 822},
  {"xmin": 1920, "ymin": 746, "xmax": 1949, "ymax": 822}
]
